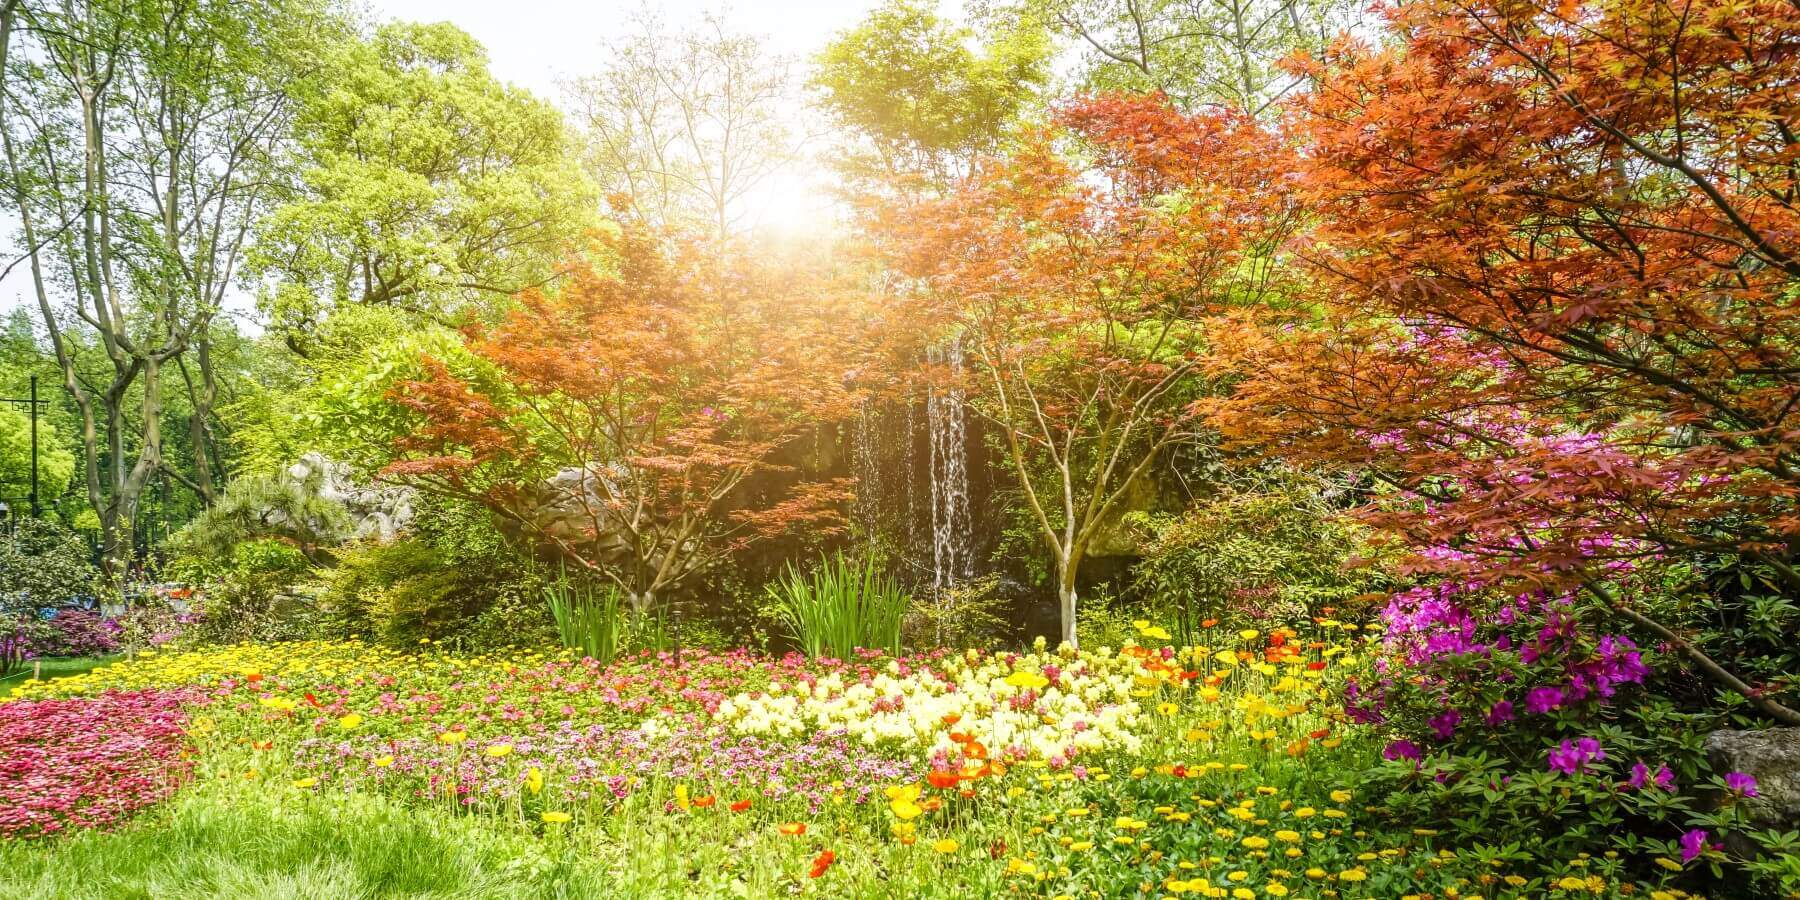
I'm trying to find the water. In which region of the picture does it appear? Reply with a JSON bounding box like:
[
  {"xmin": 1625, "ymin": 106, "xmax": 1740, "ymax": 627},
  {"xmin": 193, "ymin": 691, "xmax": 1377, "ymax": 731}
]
[{"xmin": 926, "ymin": 339, "xmax": 974, "ymax": 599}]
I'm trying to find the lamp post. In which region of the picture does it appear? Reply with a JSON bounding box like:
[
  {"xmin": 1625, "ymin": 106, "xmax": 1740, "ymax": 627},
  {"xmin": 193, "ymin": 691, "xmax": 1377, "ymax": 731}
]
[{"xmin": 1, "ymin": 375, "xmax": 49, "ymax": 517}]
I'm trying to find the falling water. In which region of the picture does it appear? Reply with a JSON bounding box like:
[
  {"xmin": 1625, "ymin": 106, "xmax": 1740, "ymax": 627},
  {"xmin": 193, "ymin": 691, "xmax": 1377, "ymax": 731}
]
[{"xmin": 926, "ymin": 339, "xmax": 974, "ymax": 599}]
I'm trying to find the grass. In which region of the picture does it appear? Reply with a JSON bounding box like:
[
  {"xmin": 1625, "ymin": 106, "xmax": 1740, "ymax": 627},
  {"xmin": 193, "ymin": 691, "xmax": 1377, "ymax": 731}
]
[{"xmin": 2, "ymin": 656, "xmax": 119, "ymax": 698}]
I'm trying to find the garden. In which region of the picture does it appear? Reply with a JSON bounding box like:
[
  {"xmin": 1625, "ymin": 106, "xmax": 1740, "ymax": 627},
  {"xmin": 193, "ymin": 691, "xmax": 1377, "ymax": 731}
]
[{"xmin": 1, "ymin": 0, "xmax": 1798, "ymax": 897}]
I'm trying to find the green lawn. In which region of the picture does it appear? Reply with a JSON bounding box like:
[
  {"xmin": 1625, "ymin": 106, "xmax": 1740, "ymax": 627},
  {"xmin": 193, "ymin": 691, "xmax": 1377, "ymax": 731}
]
[{"xmin": 3, "ymin": 656, "xmax": 119, "ymax": 697}]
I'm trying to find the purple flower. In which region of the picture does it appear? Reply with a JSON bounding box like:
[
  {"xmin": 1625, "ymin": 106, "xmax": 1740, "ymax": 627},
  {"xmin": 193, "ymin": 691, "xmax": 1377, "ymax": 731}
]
[
  {"xmin": 1525, "ymin": 685, "xmax": 1565, "ymax": 715},
  {"xmin": 1654, "ymin": 764, "xmax": 1676, "ymax": 791},
  {"xmin": 1680, "ymin": 828, "xmax": 1712, "ymax": 862},
  {"xmin": 1547, "ymin": 737, "xmax": 1605, "ymax": 775},
  {"xmin": 1724, "ymin": 771, "xmax": 1759, "ymax": 797},
  {"xmin": 1383, "ymin": 739, "xmax": 1423, "ymax": 763},
  {"xmin": 1428, "ymin": 709, "xmax": 1461, "ymax": 740},
  {"xmin": 1484, "ymin": 700, "xmax": 1514, "ymax": 727}
]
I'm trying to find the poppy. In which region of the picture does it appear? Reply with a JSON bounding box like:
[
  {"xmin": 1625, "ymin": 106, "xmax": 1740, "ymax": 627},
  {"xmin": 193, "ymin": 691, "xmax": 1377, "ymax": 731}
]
[
  {"xmin": 927, "ymin": 770, "xmax": 960, "ymax": 789},
  {"xmin": 779, "ymin": 822, "xmax": 807, "ymax": 836},
  {"xmin": 808, "ymin": 849, "xmax": 835, "ymax": 878},
  {"xmin": 730, "ymin": 798, "xmax": 752, "ymax": 812}
]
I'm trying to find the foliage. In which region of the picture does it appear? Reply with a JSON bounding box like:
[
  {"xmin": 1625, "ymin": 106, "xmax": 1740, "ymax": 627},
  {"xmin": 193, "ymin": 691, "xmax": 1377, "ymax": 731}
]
[
  {"xmin": 0, "ymin": 408, "xmax": 73, "ymax": 503},
  {"xmin": 1133, "ymin": 475, "xmax": 1386, "ymax": 644},
  {"xmin": 186, "ymin": 540, "xmax": 317, "ymax": 645},
  {"xmin": 764, "ymin": 553, "xmax": 908, "ymax": 659},
  {"xmin": 874, "ymin": 92, "xmax": 1302, "ymax": 644},
  {"xmin": 28, "ymin": 609, "xmax": 120, "ymax": 659},
  {"xmin": 0, "ymin": 518, "xmax": 96, "ymax": 611},
  {"xmin": 543, "ymin": 576, "xmax": 674, "ymax": 666},
  {"xmin": 386, "ymin": 230, "xmax": 869, "ymax": 614},
  {"xmin": 814, "ymin": 0, "xmax": 1051, "ymax": 186},
  {"xmin": 902, "ymin": 573, "xmax": 1009, "ymax": 651},
  {"xmin": 567, "ymin": 14, "xmax": 795, "ymax": 239},
  {"xmin": 253, "ymin": 21, "xmax": 596, "ymax": 341},
  {"xmin": 166, "ymin": 468, "xmax": 350, "ymax": 570},
  {"xmin": 981, "ymin": 0, "xmax": 1357, "ymax": 114},
  {"xmin": 1207, "ymin": 0, "xmax": 1800, "ymax": 725}
]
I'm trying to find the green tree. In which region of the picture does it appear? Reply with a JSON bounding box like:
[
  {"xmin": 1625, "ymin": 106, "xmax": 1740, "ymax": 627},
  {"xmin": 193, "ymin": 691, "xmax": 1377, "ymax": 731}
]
[
  {"xmin": 983, "ymin": 0, "xmax": 1357, "ymax": 115},
  {"xmin": 814, "ymin": 0, "xmax": 1051, "ymax": 188},
  {"xmin": 253, "ymin": 21, "xmax": 597, "ymax": 347},
  {"xmin": 1, "ymin": 0, "xmax": 340, "ymax": 575}
]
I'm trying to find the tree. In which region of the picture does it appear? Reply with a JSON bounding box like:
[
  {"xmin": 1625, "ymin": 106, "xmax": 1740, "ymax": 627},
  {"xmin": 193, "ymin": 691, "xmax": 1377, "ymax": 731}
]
[
  {"xmin": 1205, "ymin": 0, "xmax": 1800, "ymax": 723},
  {"xmin": 1, "ymin": 0, "xmax": 338, "ymax": 576},
  {"xmin": 874, "ymin": 94, "xmax": 1301, "ymax": 644},
  {"xmin": 565, "ymin": 13, "xmax": 797, "ymax": 241},
  {"xmin": 983, "ymin": 0, "xmax": 1357, "ymax": 115},
  {"xmin": 385, "ymin": 229, "xmax": 870, "ymax": 616},
  {"xmin": 252, "ymin": 21, "xmax": 597, "ymax": 347},
  {"xmin": 813, "ymin": 0, "xmax": 1052, "ymax": 189}
]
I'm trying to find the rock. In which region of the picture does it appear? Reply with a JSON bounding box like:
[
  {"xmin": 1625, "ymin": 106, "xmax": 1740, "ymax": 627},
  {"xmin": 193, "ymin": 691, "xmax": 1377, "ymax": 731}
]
[
  {"xmin": 1705, "ymin": 727, "xmax": 1800, "ymax": 855},
  {"xmin": 288, "ymin": 452, "xmax": 417, "ymax": 542}
]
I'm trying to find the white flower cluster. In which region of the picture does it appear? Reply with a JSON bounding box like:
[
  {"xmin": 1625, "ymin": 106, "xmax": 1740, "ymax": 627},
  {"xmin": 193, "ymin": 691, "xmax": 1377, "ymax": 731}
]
[{"xmin": 714, "ymin": 647, "xmax": 1147, "ymax": 763}]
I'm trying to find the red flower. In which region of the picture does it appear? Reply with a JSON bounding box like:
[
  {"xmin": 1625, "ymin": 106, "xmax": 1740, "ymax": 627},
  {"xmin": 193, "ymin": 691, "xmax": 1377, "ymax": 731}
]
[
  {"xmin": 693, "ymin": 795, "xmax": 716, "ymax": 809},
  {"xmin": 729, "ymin": 798, "xmax": 753, "ymax": 813},
  {"xmin": 779, "ymin": 821, "xmax": 807, "ymax": 836},
  {"xmin": 808, "ymin": 849, "xmax": 836, "ymax": 878},
  {"xmin": 927, "ymin": 770, "xmax": 960, "ymax": 789}
]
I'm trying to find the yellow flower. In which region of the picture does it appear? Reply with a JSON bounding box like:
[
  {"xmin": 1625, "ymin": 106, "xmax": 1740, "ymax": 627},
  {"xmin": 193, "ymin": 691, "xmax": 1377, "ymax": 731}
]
[
  {"xmin": 1213, "ymin": 650, "xmax": 1238, "ymax": 666},
  {"xmin": 1305, "ymin": 868, "xmax": 1326, "ymax": 879},
  {"xmin": 1069, "ymin": 841, "xmax": 1094, "ymax": 852},
  {"xmin": 292, "ymin": 777, "xmax": 317, "ymax": 788},
  {"xmin": 484, "ymin": 743, "xmax": 513, "ymax": 758},
  {"xmin": 1329, "ymin": 790, "xmax": 1352, "ymax": 804},
  {"xmin": 526, "ymin": 766, "xmax": 544, "ymax": 794},
  {"xmin": 1266, "ymin": 885, "xmax": 1290, "ymax": 897},
  {"xmin": 1241, "ymin": 836, "xmax": 1270, "ymax": 850},
  {"xmin": 1275, "ymin": 830, "xmax": 1301, "ymax": 843},
  {"xmin": 1338, "ymin": 868, "xmax": 1368, "ymax": 882},
  {"xmin": 337, "ymin": 713, "xmax": 363, "ymax": 730},
  {"xmin": 374, "ymin": 755, "xmax": 395, "ymax": 768},
  {"xmin": 675, "ymin": 783, "xmax": 690, "ymax": 810},
  {"xmin": 1005, "ymin": 670, "xmax": 1050, "ymax": 690},
  {"xmin": 1239, "ymin": 629, "xmax": 1260, "ymax": 641},
  {"xmin": 437, "ymin": 730, "xmax": 467, "ymax": 744},
  {"xmin": 1654, "ymin": 857, "xmax": 1682, "ymax": 871},
  {"xmin": 1233, "ymin": 889, "xmax": 1256, "ymax": 900},
  {"xmin": 932, "ymin": 839, "xmax": 959, "ymax": 854},
  {"xmin": 541, "ymin": 811, "xmax": 571, "ymax": 824}
]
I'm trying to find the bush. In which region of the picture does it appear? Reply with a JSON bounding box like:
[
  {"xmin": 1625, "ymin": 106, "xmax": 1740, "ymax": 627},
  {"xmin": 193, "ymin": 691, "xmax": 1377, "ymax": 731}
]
[
  {"xmin": 187, "ymin": 540, "xmax": 318, "ymax": 644},
  {"xmin": 1132, "ymin": 476, "xmax": 1387, "ymax": 645},
  {"xmin": 0, "ymin": 518, "xmax": 97, "ymax": 612},
  {"xmin": 764, "ymin": 553, "xmax": 907, "ymax": 659},
  {"xmin": 1347, "ymin": 571, "xmax": 1800, "ymax": 895},
  {"xmin": 903, "ymin": 574, "xmax": 1008, "ymax": 651},
  {"xmin": 31, "ymin": 609, "xmax": 120, "ymax": 657}
]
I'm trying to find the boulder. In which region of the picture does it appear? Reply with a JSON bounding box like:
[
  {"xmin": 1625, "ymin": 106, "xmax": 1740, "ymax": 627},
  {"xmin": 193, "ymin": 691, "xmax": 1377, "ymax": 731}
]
[{"xmin": 1705, "ymin": 727, "xmax": 1800, "ymax": 854}]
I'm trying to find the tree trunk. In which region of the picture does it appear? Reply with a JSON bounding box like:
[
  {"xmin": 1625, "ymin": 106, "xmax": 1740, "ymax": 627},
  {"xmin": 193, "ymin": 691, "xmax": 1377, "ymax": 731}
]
[{"xmin": 1058, "ymin": 572, "xmax": 1078, "ymax": 649}]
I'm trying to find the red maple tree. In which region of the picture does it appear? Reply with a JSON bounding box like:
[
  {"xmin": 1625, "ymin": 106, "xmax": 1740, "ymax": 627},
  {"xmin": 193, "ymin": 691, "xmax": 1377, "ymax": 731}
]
[
  {"xmin": 385, "ymin": 230, "xmax": 868, "ymax": 614},
  {"xmin": 1204, "ymin": 0, "xmax": 1800, "ymax": 722}
]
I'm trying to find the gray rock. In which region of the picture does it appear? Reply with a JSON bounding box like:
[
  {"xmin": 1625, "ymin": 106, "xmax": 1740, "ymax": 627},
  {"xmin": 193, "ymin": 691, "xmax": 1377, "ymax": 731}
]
[{"xmin": 1705, "ymin": 728, "xmax": 1800, "ymax": 843}]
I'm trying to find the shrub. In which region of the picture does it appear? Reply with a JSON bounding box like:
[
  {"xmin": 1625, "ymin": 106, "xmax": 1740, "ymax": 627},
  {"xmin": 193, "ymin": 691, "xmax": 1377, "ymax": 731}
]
[
  {"xmin": 903, "ymin": 574, "xmax": 1008, "ymax": 651},
  {"xmin": 187, "ymin": 540, "xmax": 318, "ymax": 644},
  {"xmin": 0, "ymin": 518, "xmax": 97, "ymax": 612},
  {"xmin": 31, "ymin": 609, "xmax": 121, "ymax": 658},
  {"xmin": 1132, "ymin": 476, "xmax": 1387, "ymax": 645},
  {"xmin": 543, "ymin": 577, "xmax": 670, "ymax": 665},
  {"xmin": 764, "ymin": 553, "xmax": 906, "ymax": 659}
]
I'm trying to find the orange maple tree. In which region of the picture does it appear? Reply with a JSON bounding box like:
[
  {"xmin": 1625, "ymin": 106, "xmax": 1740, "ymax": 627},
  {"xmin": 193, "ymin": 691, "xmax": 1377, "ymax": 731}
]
[
  {"xmin": 1203, "ymin": 0, "xmax": 1800, "ymax": 721},
  {"xmin": 385, "ymin": 230, "xmax": 868, "ymax": 614},
  {"xmin": 873, "ymin": 93, "xmax": 1303, "ymax": 645}
]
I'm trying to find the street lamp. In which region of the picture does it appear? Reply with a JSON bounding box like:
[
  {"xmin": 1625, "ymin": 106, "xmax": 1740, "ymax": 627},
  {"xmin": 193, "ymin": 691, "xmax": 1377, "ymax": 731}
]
[{"xmin": 0, "ymin": 375, "xmax": 49, "ymax": 518}]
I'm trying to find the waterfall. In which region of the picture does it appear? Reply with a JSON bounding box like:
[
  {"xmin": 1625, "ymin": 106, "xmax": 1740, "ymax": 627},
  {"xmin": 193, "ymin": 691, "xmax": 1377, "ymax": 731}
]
[{"xmin": 926, "ymin": 339, "xmax": 974, "ymax": 600}]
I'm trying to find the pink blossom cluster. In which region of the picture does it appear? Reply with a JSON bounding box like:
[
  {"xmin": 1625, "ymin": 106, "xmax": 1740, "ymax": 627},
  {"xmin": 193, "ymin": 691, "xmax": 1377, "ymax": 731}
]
[{"xmin": 0, "ymin": 689, "xmax": 199, "ymax": 838}]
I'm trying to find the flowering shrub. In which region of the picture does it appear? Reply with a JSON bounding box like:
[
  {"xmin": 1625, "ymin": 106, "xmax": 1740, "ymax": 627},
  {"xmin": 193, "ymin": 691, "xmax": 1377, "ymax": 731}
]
[
  {"xmin": 31, "ymin": 609, "xmax": 122, "ymax": 658},
  {"xmin": 1345, "ymin": 579, "xmax": 1799, "ymax": 894},
  {"xmin": 0, "ymin": 690, "xmax": 197, "ymax": 838}
]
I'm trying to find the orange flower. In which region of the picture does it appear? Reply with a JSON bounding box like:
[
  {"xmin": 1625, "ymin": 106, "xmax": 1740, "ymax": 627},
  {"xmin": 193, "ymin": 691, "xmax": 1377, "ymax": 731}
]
[
  {"xmin": 1201, "ymin": 618, "xmax": 1219, "ymax": 628},
  {"xmin": 1309, "ymin": 728, "xmax": 1331, "ymax": 740},
  {"xmin": 730, "ymin": 798, "xmax": 752, "ymax": 813},
  {"xmin": 693, "ymin": 795, "xmax": 716, "ymax": 808},
  {"xmin": 942, "ymin": 713, "xmax": 962, "ymax": 727},
  {"xmin": 963, "ymin": 741, "xmax": 988, "ymax": 761},
  {"xmin": 948, "ymin": 731, "xmax": 972, "ymax": 744},
  {"xmin": 779, "ymin": 822, "xmax": 807, "ymax": 836},
  {"xmin": 808, "ymin": 849, "xmax": 836, "ymax": 878},
  {"xmin": 922, "ymin": 797, "xmax": 944, "ymax": 812},
  {"xmin": 1307, "ymin": 660, "xmax": 1328, "ymax": 671},
  {"xmin": 927, "ymin": 770, "xmax": 961, "ymax": 789}
]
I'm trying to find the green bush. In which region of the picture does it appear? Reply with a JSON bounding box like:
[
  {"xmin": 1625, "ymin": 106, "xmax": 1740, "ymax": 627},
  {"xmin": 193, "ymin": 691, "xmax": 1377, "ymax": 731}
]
[
  {"xmin": 0, "ymin": 518, "xmax": 97, "ymax": 612},
  {"xmin": 764, "ymin": 553, "xmax": 907, "ymax": 659},
  {"xmin": 1132, "ymin": 474, "xmax": 1388, "ymax": 645},
  {"xmin": 187, "ymin": 539, "xmax": 319, "ymax": 644}
]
